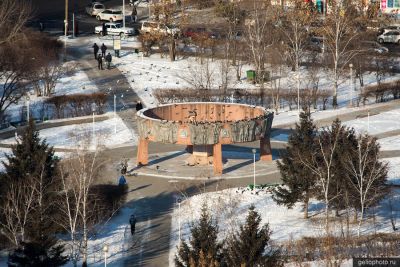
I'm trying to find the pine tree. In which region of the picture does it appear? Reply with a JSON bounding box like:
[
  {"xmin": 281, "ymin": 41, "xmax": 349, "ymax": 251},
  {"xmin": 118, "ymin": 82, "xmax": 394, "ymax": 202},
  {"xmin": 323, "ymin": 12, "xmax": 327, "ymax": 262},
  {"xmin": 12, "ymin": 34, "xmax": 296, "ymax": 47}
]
[
  {"xmin": 7, "ymin": 239, "xmax": 68, "ymax": 267},
  {"xmin": 272, "ymin": 110, "xmax": 317, "ymax": 218},
  {"xmin": 224, "ymin": 206, "xmax": 282, "ymax": 267},
  {"xmin": 175, "ymin": 203, "xmax": 223, "ymax": 267},
  {"xmin": 0, "ymin": 119, "xmax": 62, "ymax": 245}
]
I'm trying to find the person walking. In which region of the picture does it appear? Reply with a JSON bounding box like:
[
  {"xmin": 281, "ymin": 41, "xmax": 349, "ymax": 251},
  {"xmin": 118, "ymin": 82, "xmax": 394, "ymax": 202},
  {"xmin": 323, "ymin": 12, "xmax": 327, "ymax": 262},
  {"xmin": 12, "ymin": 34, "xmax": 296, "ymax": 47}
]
[
  {"xmin": 105, "ymin": 52, "xmax": 112, "ymax": 69},
  {"xmin": 131, "ymin": 6, "xmax": 137, "ymax": 23},
  {"xmin": 92, "ymin": 43, "xmax": 99, "ymax": 59},
  {"xmin": 102, "ymin": 22, "xmax": 107, "ymax": 36},
  {"xmin": 101, "ymin": 43, "xmax": 107, "ymax": 58},
  {"xmin": 118, "ymin": 174, "xmax": 127, "ymax": 186},
  {"xmin": 129, "ymin": 214, "xmax": 137, "ymax": 236},
  {"xmin": 135, "ymin": 100, "xmax": 143, "ymax": 111},
  {"xmin": 97, "ymin": 54, "xmax": 104, "ymax": 70}
]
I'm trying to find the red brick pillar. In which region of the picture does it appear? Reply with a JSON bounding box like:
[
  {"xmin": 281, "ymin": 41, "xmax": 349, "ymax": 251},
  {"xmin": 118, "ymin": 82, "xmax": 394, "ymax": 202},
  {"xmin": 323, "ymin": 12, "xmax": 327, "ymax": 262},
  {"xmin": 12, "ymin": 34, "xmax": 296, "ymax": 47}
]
[
  {"xmin": 213, "ymin": 143, "xmax": 223, "ymax": 176},
  {"xmin": 260, "ymin": 137, "xmax": 272, "ymax": 161},
  {"xmin": 137, "ymin": 138, "xmax": 149, "ymax": 165}
]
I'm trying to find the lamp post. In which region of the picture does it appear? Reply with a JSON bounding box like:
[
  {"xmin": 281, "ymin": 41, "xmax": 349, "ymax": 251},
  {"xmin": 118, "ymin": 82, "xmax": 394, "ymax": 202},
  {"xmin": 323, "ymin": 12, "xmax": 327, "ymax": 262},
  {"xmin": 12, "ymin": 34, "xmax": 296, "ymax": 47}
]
[
  {"xmin": 177, "ymin": 198, "xmax": 182, "ymax": 246},
  {"xmin": 123, "ymin": 0, "xmax": 126, "ymax": 28},
  {"xmin": 91, "ymin": 103, "xmax": 96, "ymax": 146},
  {"xmin": 103, "ymin": 244, "xmax": 108, "ymax": 267},
  {"xmin": 26, "ymin": 96, "xmax": 30, "ymax": 122},
  {"xmin": 349, "ymin": 63, "xmax": 353, "ymax": 107},
  {"xmin": 114, "ymin": 94, "xmax": 117, "ymax": 134},
  {"xmin": 252, "ymin": 148, "xmax": 256, "ymax": 190}
]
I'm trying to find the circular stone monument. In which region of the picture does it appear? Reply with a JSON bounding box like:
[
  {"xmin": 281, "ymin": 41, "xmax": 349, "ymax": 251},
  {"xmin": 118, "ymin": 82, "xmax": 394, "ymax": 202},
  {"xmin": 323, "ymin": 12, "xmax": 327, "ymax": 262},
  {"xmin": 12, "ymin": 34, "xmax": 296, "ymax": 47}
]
[{"xmin": 136, "ymin": 102, "xmax": 274, "ymax": 176}]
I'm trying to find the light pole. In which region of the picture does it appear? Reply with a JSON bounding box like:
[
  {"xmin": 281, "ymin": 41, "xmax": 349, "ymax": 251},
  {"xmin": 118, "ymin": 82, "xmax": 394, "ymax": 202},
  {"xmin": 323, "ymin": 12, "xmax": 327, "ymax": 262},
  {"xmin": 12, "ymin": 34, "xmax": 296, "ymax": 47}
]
[
  {"xmin": 177, "ymin": 198, "xmax": 182, "ymax": 246},
  {"xmin": 123, "ymin": 0, "xmax": 126, "ymax": 28},
  {"xmin": 252, "ymin": 148, "xmax": 256, "ymax": 190},
  {"xmin": 26, "ymin": 95, "xmax": 30, "ymax": 122},
  {"xmin": 114, "ymin": 94, "xmax": 117, "ymax": 134},
  {"xmin": 349, "ymin": 63, "xmax": 353, "ymax": 107},
  {"xmin": 92, "ymin": 103, "xmax": 96, "ymax": 146},
  {"xmin": 103, "ymin": 244, "xmax": 108, "ymax": 267}
]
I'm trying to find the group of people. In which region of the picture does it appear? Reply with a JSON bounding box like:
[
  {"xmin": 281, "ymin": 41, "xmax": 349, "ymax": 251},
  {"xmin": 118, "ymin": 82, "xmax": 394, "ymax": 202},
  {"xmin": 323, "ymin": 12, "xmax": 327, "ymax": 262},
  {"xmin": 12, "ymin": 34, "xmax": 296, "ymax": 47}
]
[{"xmin": 92, "ymin": 43, "xmax": 112, "ymax": 70}]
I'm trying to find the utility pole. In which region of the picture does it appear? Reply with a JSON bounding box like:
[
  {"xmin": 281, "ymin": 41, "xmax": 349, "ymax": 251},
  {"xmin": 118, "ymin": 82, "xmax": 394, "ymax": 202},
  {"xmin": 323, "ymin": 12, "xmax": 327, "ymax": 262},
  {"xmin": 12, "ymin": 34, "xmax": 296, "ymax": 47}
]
[
  {"xmin": 123, "ymin": 0, "xmax": 126, "ymax": 28},
  {"xmin": 65, "ymin": 0, "xmax": 68, "ymax": 36}
]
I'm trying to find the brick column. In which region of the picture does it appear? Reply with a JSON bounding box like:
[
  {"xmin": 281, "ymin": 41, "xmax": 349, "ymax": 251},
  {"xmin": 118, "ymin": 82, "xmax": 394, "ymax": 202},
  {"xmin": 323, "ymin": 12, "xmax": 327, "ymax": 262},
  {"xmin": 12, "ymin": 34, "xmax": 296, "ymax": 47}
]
[
  {"xmin": 213, "ymin": 143, "xmax": 223, "ymax": 175},
  {"xmin": 260, "ymin": 137, "xmax": 272, "ymax": 161},
  {"xmin": 137, "ymin": 138, "xmax": 149, "ymax": 165}
]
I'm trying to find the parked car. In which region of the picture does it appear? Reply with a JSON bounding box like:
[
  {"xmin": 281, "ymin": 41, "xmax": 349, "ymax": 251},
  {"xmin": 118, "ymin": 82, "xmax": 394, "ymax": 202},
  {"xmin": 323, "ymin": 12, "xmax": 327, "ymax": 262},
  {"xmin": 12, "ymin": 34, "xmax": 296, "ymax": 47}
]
[
  {"xmin": 95, "ymin": 22, "xmax": 135, "ymax": 37},
  {"xmin": 361, "ymin": 41, "xmax": 389, "ymax": 54},
  {"xmin": 140, "ymin": 21, "xmax": 180, "ymax": 35},
  {"xmin": 377, "ymin": 31, "xmax": 400, "ymax": 44},
  {"xmin": 86, "ymin": 2, "xmax": 106, "ymax": 16},
  {"xmin": 96, "ymin": 9, "xmax": 123, "ymax": 22}
]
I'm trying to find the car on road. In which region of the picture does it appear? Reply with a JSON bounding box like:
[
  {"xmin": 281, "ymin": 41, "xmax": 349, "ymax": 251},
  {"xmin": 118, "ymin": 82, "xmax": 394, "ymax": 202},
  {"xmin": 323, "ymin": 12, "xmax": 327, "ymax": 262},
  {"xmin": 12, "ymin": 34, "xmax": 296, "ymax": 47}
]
[
  {"xmin": 140, "ymin": 21, "xmax": 180, "ymax": 36},
  {"xmin": 95, "ymin": 22, "xmax": 135, "ymax": 37},
  {"xmin": 96, "ymin": 9, "xmax": 123, "ymax": 22},
  {"xmin": 377, "ymin": 31, "xmax": 400, "ymax": 44},
  {"xmin": 86, "ymin": 2, "xmax": 106, "ymax": 16},
  {"xmin": 361, "ymin": 41, "xmax": 389, "ymax": 54}
]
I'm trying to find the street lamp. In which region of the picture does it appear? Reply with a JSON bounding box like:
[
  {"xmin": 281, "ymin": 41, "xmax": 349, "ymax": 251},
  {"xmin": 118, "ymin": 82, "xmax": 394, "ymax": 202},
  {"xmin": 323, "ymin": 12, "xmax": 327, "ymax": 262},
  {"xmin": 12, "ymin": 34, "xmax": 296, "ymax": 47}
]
[
  {"xmin": 103, "ymin": 244, "xmax": 108, "ymax": 267},
  {"xmin": 114, "ymin": 94, "xmax": 117, "ymax": 134},
  {"xmin": 252, "ymin": 148, "xmax": 257, "ymax": 190},
  {"xmin": 91, "ymin": 103, "xmax": 96, "ymax": 146},
  {"xmin": 123, "ymin": 0, "xmax": 126, "ymax": 28},
  {"xmin": 177, "ymin": 198, "xmax": 182, "ymax": 246},
  {"xmin": 25, "ymin": 95, "xmax": 30, "ymax": 122},
  {"xmin": 349, "ymin": 63, "xmax": 353, "ymax": 107}
]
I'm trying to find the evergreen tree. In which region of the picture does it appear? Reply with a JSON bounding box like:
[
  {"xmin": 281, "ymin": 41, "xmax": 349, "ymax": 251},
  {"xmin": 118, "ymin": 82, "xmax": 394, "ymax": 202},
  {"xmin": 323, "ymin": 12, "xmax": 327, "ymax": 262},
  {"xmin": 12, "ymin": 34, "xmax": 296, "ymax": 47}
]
[
  {"xmin": 175, "ymin": 203, "xmax": 223, "ymax": 267},
  {"xmin": 8, "ymin": 239, "xmax": 68, "ymax": 267},
  {"xmin": 0, "ymin": 119, "xmax": 62, "ymax": 245},
  {"xmin": 224, "ymin": 206, "xmax": 282, "ymax": 267},
  {"xmin": 272, "ymin": 110, "xmax": 317, "ymax": 218}
]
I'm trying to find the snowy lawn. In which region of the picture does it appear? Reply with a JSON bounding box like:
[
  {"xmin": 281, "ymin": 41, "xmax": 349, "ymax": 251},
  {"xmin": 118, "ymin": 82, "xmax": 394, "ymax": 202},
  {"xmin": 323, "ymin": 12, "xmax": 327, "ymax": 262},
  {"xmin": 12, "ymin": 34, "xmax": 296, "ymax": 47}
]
[
  {"xmin": 0, "ymin": 114, "xmax": 137, "ymax": 150},
  {"xmin": 379, "ymin": 135, "xmax": 400, "ymax": 151},
  {"xmin": 169, "ymin": 182, "xmax": 400, "ymax": 266}
]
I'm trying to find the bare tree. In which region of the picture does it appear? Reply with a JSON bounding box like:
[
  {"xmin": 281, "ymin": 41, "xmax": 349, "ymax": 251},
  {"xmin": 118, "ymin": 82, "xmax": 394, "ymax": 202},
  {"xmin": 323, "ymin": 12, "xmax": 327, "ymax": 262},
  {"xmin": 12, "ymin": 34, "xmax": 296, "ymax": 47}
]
[
  {"xmin": 343, "ymin": 135, "xmax": 388, "ymax": 237},
  {"xmin": 320, "ymin": 0, "xmax": 364, "ymax": 107},
  {"xmin": 58, "ymin": 149, "xmax": 102, "ymax": 267},
  {"xmin": 0, "ymin": 0, "xmax": 31, "ymax": 45}
]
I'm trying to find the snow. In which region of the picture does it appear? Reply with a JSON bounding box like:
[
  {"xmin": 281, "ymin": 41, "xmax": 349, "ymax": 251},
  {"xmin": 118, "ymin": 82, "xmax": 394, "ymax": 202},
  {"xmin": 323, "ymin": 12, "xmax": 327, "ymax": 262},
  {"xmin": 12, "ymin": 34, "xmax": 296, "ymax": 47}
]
[
  {"xmin": 379, "ymin": 136, "xmax": 400, "ymax": 151},
  {"xmin": 0, "ymin": 114, "xmax": 137, "ymax": 150},
  {"xmin": 385, "ymin": 157, "xmax": 400, "ymax": 185},
  {"xmin": 169, "ymin": 183, "xmax": 400, "ymax": 266}
]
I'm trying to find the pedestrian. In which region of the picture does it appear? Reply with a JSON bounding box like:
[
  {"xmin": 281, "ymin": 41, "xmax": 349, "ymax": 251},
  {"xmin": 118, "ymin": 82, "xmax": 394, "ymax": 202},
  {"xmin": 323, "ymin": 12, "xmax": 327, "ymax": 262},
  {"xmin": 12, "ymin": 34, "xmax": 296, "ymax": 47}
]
[
  {"xmin": 135, "ymin": 101, "xmax": 143, "ymax": 111},
  {"xmin": 105, "ymin": 52, "xmax": 112, "ymax": 69},
  {"xmin": 129, "ymin": 214, "xmax": 137, "ymax": 235},
  {"xmin": 97, "ymin": 54, "xmax": 103, "ymax": 70},
  {"xmin": 118, "ymin": 174, "xmax": 127, "ymax": 186},
  {"xmin": 102, "ymin": 22, "xmax": 107, "ymax": 36},
  {"xmin": 39, "ymin": 22, "xmax": 44, "ymax": 32},
  {"xmin": 131, "ymin": 6, "xmax": 137, "ymax": 23},
  {"xmin": 101, "ymin": 43, "xmax": 107, "ymax": 58},
  {"xmin": 92, "ymin": 43, "xmax": 99, "ymax": 59}
]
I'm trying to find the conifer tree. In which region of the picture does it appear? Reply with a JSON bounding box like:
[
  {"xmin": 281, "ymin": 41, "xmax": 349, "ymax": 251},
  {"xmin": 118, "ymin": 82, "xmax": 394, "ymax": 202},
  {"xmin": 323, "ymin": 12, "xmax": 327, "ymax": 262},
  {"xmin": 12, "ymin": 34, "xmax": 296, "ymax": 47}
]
[
  {"xmin": 175, "ymin": 203, "xmax": 223, "ymax": 267},
  {"xmin": 8, "ymin": 239, "xmax": 68, "ymax": 267},
  {"xmin": 272, "ymin": 110, "xmax": 317, "ymax": 218},
  {"xmin": 0, "ymin": 119, "xmax": 62, "ymax": 246},
  {"xmin": 224, "ymin": 206, "xmax": 282, "ymax": 267}
]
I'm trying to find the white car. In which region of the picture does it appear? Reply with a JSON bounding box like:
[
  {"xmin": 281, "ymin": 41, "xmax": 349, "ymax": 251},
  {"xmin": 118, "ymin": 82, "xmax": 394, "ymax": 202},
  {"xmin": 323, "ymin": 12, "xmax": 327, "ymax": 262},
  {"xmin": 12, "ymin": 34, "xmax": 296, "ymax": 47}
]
[
  {"xmin": 377, "ymin": 31, "xmax": 400, "ymax": 44},
  {"xmin": 86, "ymin": 2, "xmax": 106, "ymax": 16},
  {"xmin": 96, "ymin": 9, "xmax": 123, "ymax": 22},
  {"xmin": 95, "ymin": 22, "xmax": 135, "ymax": 37},
  {"xmin": 140, "ymin": 21, "xmax": 180, "ymax": 36}
]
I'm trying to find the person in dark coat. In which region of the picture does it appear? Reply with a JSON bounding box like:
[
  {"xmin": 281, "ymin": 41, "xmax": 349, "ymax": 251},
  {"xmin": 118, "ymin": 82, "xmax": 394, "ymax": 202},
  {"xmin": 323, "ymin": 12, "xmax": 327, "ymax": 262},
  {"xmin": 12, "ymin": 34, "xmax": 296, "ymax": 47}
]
[
  {"xmin": 135, "ymin": 101, "xmax": 143, "ymax": 111},
  {"xmin": 101, "ymin": 43, "xmax": 107, "ymax": 57},
  {"xmin": 97, "ymin": 54, "xmax": 103, "ymax": 70},
  {"xmin": 131, "ymin": 6, "xmax": 137, "ymax": 23},
  {"xmin": 129, "ymin": 214, "xmax": 137, "ymax": 235},
  {"xmin": 105, "ymin": 52, "xmax": 112, "ymax": 69},
  {"xmin": 102, "ymin": 22, "xmax": 107, "ymax": 36},
  {"xmin": 92, "ymin": 43, "xmax": 99, "ymax": 59},
  {"xmin": 118, "ymin": 175, "xmax": 127, "ymax": 186}
]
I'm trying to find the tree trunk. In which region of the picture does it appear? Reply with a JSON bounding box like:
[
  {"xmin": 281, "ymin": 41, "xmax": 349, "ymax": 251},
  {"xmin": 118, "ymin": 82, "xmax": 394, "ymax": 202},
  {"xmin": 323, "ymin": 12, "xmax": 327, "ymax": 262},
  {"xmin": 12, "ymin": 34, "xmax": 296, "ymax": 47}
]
[
  {"xmin": 169, "ymin": 37, "xmax": 176, "ymax": 62},
  {"xmin": 303, "ymin": 195, "xmax": 309, "ymax": 219}
]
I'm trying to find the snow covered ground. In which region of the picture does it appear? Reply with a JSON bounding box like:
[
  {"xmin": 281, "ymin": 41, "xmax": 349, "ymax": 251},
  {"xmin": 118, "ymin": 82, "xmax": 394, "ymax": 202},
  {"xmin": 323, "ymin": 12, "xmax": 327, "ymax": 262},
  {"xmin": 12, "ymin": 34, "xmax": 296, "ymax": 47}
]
[
  {"xmin": 0, "ymin": 114, "xmax": 137, "ymax": 150},
  {"xmin": 169, "ymin": 185, "xmax": 400, "ymax": 266}
]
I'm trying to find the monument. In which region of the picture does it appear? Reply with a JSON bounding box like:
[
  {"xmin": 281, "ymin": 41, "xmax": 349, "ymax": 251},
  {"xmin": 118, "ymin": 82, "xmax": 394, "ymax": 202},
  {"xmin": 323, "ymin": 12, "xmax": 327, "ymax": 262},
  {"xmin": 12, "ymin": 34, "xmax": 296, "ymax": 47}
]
[{"xmin": 136, "ymin": 102, "xmax": 274, "ymax": 175}]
